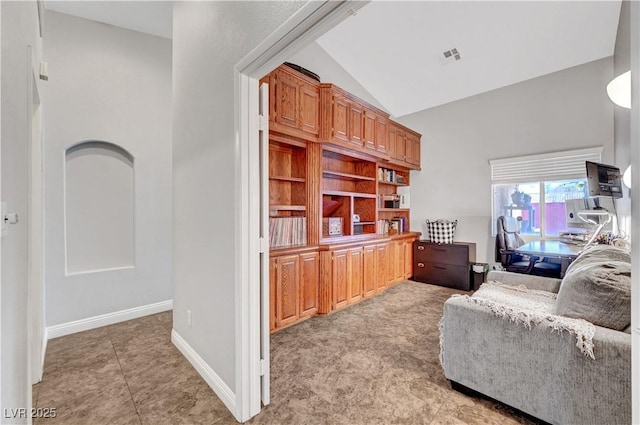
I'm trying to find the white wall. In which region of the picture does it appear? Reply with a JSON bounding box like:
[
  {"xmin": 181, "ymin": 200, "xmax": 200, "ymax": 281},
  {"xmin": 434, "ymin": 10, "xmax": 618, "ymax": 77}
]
[
  {"xmin": 287, "ymin": 41, "xmax": 388, "ymax": 113},
  {"xmin": 399, "ymin": 58, "xmax": 615, "ymax": 263},
  {"xmin": 613, "ymin": 1, "xmax": 631, "ymax": 236},
  {"xmin": 1, "ymin": 1, "xmax": 42, "ymax": 421},
  {"xmin": 172, "ymin": 0, "xmax": 304, "ymax": 397},
  {"xmin": 43, "ymin": 11, "xmax": 172, "ymax": 326}
]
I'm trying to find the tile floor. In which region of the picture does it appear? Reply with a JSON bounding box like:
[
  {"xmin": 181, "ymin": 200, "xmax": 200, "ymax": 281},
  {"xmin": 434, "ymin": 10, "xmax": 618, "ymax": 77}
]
[
  {"xmin": 34, "ymin": 282, "xmax": 539, "ymax": 425},
  {"xmin": 33, "ymin": 312, "xmax": 234, "ymax": 425}
]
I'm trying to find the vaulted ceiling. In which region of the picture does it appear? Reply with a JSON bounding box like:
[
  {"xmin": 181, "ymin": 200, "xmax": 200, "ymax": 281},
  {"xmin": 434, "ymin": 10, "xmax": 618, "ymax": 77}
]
[
  {"xmin": 44, "ymin": 1, "xmax": 622, "ymax": 117},
  {"xmin": 315, "ymin": 1, "xmax": 621, "ymax": 117}
]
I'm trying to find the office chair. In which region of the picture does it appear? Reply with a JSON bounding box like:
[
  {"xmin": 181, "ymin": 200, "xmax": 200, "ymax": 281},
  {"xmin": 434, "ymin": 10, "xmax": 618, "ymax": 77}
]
[
  {"xmin": 495, "ymin": 216, "xmax": 562, "ymax": 277},
  {"xmin": 495, "ymin": 216, "xmax": 537, "ymax": 273}
]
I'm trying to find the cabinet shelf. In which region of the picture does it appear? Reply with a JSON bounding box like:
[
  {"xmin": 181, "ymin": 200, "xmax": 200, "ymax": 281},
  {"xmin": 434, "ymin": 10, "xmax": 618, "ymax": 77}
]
[
  {"xmin": 378, "ymin": 180, "xmax": 407, "ymax": 186},
  {"xmin": 323, "ymin": 190, "xmax": 377, "ymax": 199},
  {"xmin": 354, "ymin": 221, "xmax": 375, "ymax": 226},
  {"xmin": 270, "ymin": 176, "xmax": 306, "ymax": 183},
  {"xmin": 379, "ymin": 208, "xmax": 410, "ymax": 212},
  {"xmin": 270, "ymin": 205, "xmax": 306, "ymax": 212},
  {"xmin": 323, "ymin": 171, "xmax": 376, "ymax": 182}
]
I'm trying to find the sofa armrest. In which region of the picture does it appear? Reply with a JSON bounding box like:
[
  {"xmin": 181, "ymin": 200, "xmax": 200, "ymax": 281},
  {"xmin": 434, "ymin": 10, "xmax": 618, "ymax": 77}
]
[
  {"xmin": 441, "ymin": 297, "xmax": 631, "ymax": 425},
  {"xmin": 486, "ymin": 270, "xmax": 561, "ymax": 293}
]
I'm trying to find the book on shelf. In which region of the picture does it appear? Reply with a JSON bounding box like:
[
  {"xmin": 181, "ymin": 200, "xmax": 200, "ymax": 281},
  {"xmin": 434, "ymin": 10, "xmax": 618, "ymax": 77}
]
[
  {"xmin": 269, "ymin": 216, "xmax": 307, "ymax": 248},
  {"xmin": 376, "ymin": 219, "xmax": 389, "ymax": 235},
  {"xmin": 378, "ymin": 167, "xmax": 405, "ymax": 184},
  {"xmin": 379, "ymin": 193, "xmax": 400, "ymax": 209},
  {"xmin": 376, "ymin": 217, "xmax": 407, "ymax": 235}
]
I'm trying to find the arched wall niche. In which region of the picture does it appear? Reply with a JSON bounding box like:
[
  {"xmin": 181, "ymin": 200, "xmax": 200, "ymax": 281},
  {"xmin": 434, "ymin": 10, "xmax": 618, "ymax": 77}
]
[{"xmin": 64, "ymin": 140, "xmax": 135, "ymax": 275}]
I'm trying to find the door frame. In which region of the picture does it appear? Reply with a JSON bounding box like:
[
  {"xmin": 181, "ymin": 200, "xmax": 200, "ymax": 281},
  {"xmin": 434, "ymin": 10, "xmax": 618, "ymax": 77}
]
[
  {"xmin": 0, "ymin": 0, "xmax": 3, "ymax": 412},
  {"xmin": 233, "ymin": 1, "xmax": 369, "ymax": 421},
  {"xmin": 27, "ymin": 45, "xmax": 45, "ymax": 386}
]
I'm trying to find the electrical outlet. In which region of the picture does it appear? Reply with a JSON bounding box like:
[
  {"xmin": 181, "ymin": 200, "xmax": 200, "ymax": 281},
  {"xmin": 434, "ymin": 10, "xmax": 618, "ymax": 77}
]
[{"xmin": 187, "ymin": 310, "xmax": 192, "ymax": 327}]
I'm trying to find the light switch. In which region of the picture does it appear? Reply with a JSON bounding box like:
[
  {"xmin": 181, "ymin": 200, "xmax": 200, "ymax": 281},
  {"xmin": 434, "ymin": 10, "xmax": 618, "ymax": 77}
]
[
  {"xmin": 1, "ymin": 202, "xmax": 18, "ymax": 238},
  {"xmin": 1, "ymin": 202, "xmax": 7, "ymax": 238}
]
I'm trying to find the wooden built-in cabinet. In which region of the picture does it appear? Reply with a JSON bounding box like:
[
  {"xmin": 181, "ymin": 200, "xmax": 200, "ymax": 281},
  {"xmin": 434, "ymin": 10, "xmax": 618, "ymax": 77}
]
[
  {"xmin": 299, "ymin": 251, "xmax": 320, "ymax": 316},
  {"xmin": 263, "ymin": 65, "xmax": 320, "ymax": 142},
  {"xmin": 264, "ymin": 64, "xmax": 424, "ymax": 330},
  {"xmin": 270, "ymin": 247, "xmax": 319, "ymax": 332},
  {"xmin": 375, "ymin": 242, "xmax": 389, "ymax": 292},
  {"xmin": 318, "ymin": 234, "xmax": 416, "ymax": 314},
  {"xmin": 320, "ymin": 84, "xmax": 394, "ymax": 160},
  {"xmin": 363, "ymin": 244, "xmax": 377, "ymax": 297},
  {"xmin": 321, "ymin": 148, "xmax": 377, "ymax": 239},
  {"xmin": 388, "ymin": 122, "xmax": 421, "ymax": 170}
]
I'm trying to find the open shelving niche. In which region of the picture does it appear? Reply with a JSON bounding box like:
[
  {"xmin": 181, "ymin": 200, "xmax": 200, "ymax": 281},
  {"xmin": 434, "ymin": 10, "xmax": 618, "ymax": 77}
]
[
  {"xmin": 321, "ymin": 149, "xmax": 379, "ymax": 240},
  {"xmin": 268, "ymin": 139, "xmax": 308, "ymax": 248},
  {"xmin": 377, "ymin": 165, "xmax": 411, "ymax": 234}
]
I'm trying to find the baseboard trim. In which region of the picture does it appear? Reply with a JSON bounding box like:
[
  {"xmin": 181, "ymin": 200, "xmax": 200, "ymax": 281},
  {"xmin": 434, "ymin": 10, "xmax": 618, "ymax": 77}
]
[
  {"xmin": 171, "ymin": 330, "xmax": 237, "ymax": 419},
  {"xmin": 39, "ymin": 328, "xmax": 48, "ymax": 380},
  {"xmin": 47, "ymin": 300, "xmax": 173, "ymax": 339}
]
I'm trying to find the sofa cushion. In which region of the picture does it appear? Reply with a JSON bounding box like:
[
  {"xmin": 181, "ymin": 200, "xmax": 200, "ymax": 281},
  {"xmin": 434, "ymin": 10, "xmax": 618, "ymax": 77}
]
[
  {"xmin": 555, "ymin": 259, "xmax": 631, "ymax": 331},
  {"xmin": 565, "ymin": 245, "xmax": 631, "ymax": 275}
]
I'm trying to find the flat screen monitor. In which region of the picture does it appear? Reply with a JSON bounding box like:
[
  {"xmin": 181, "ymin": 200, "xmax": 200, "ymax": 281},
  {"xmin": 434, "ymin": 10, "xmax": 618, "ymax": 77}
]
[{"xmin": 586, "ymin": 161, "xmax": 623, "ymax": 199}]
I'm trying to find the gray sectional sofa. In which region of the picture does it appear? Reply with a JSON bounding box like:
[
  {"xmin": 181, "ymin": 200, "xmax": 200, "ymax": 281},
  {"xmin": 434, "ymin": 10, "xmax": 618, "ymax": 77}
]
[{"xmin": 440, "ymin": 245, "xmax": 631, "ymax": 425}]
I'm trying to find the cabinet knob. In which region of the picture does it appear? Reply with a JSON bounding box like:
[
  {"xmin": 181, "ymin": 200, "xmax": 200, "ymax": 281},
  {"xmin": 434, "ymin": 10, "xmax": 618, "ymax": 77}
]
[
  {"xmin": 417, "ymin": 245, "xmax": 425, "ymax": 251},
  {"xmin": 417, "ymin": 262, "xmax": 425, "ymax": 268}
]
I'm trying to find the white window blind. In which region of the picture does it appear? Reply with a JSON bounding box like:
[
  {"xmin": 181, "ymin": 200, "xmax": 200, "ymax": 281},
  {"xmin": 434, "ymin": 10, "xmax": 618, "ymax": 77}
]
[{"xmin": 489, "ymin": 147, "xmax": 603, "ymax": 183}]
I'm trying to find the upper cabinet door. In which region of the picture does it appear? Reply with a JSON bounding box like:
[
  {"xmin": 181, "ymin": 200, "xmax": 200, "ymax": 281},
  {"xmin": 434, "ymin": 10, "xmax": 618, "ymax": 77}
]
[
  {"xmin": 395, "ymin": 128, "xmax": 407, "ymax": 161},
  {"xmin": 273, "ymin": 69, "xmax": 299, "ymax": 131},
  {"xmin": 332, "ymin": 94, "xmax": 350, "ymax": 144},
  {"xmin": 406, "ymin": 131, "xmax": 421, "ymax": 167},
  {"xmin": 348, "ymin": 101, "xmax": 364, "ymax": 148},
  {"xmin": 300, "ymin": 82, "xmax": 320, "ymax": 137},
  {"xmin": 387, "ymin": 124, "xmax": 397, "ymax": 158},
  {"xmin": 375, "ymin": 115, "xmax": 387, "ymax": 154},
  {"xmin": 269, "ymin": 66, "xmax": 320, "ymax": 142},
  {"xmin": 363, "ymin": 108, "xmax": 376, "ymax": 151}
]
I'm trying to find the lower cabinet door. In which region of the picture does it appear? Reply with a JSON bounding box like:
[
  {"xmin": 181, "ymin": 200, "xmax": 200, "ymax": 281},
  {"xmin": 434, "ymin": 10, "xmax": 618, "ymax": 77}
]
[
  {"xmin": 404, "ymin": 239, "xmax": 414, "ymax": 279},
  {"xmin": 376, "ymin": 243, "xmax": 388, "ymax": 291},
  {"xmin": 276, "ymin": 254, "xmax": 300, "ymax": 327},
  {"xmin": 347, "ymin": 248, "xmax": 363, "ymax": 304},
  {"xmin": 299, "ymin": 252, "xmax": 319, "ymax": 317},
  {"xmin": 363, "ymin": 245, "xmax": 376, "ymax": 297},
  {"xmin": 332, "ymin": 249, "xmax": 349, "ymax": 310}
]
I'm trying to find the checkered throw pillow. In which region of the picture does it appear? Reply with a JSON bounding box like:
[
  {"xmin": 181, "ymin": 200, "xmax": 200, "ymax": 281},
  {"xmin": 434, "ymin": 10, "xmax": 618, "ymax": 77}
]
[{"xmin": 426, "ymin": 219, "xmax": 457, "ymax": 244}]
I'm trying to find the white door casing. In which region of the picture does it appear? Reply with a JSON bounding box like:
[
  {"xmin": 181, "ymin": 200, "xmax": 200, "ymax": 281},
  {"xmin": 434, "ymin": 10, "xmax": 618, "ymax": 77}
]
[
  {"xmin": 233, "ymin": 1, "xmax": 369, "ymax": 421},
  {"xmin": 28, "ymin": 46, "xmax": 45, "ymax": 385},
  {"xmin": 258, "ymin": 82, "xmax": 270, "ymax": 407}
]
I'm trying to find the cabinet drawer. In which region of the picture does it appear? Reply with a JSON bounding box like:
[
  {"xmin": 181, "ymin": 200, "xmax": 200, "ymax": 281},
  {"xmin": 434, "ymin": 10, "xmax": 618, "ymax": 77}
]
[
  {"xmin": 414, "ymin": 242, "xmax": 468, "ymax": 266},
  {"xmin": 413, "ymin": 261, "xmax": 471, "ymax": 291}
]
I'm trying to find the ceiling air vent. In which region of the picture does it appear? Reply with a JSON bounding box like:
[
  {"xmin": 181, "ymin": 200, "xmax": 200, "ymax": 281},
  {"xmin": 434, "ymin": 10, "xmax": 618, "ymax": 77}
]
[{"xmin": 439, "ymin": 48, "xmax": 462, "ymax": 66}]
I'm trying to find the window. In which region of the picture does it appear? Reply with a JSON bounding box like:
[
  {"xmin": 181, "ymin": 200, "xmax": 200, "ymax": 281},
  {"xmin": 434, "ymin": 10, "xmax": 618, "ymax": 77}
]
[{"xmin": 490, "ymin": 147, "xmax": 602, "ymax": 237}]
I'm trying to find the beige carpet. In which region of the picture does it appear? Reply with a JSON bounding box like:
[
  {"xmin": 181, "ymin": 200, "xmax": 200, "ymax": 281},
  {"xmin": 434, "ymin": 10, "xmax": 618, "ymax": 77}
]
[
  {"xmin": 35, "ymin": 281, "xmax": 538, "ymax": 424},
  {"xmin": 250, "ymin": 281, "xmax": 538, "ymax": 425}
]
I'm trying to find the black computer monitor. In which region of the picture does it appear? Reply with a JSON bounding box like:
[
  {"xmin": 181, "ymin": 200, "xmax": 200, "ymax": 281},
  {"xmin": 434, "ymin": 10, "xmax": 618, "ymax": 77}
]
[{"xmin": 586, "ymin": 161, "xmax": 623, "ymax": 199}]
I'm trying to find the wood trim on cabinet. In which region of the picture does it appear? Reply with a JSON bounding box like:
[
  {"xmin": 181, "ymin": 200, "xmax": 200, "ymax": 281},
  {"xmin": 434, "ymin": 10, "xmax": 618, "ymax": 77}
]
[
  {"xmin": 318, "ymin": 250, "xmax": 333, "ymax": 314},
  {"xmin": 307, "ymin": 143, "xmax": 322, "ymax": 246}
]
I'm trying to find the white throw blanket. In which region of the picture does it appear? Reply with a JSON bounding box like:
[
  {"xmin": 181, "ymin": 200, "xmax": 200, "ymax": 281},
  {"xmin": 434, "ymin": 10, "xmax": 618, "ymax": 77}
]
[{"xmin": 450, "ymin": 281, "xmax": 596, "ymax": 359}]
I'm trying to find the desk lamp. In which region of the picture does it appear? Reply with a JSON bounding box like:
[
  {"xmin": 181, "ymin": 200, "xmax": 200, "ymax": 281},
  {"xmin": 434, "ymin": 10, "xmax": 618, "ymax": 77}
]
[{"xmin": 577, "ymin": 209, "xmax": 613, "ymax": 250}]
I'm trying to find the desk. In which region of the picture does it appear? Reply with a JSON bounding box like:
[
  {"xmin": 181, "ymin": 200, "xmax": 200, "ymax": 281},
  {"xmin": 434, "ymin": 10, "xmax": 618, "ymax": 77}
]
[{"xmin": 514, "ymin": 240, "xmax": 581, "ymax": 277}]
